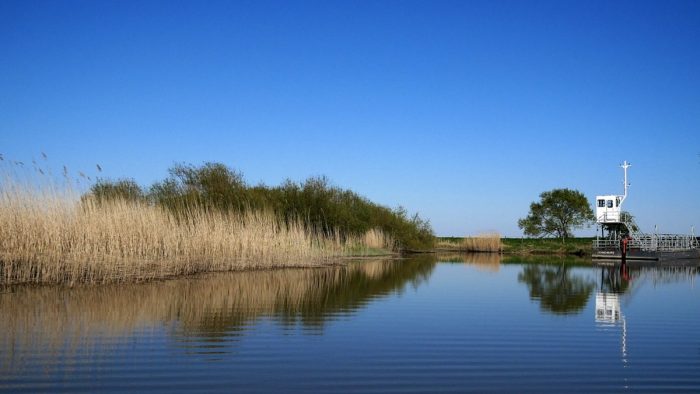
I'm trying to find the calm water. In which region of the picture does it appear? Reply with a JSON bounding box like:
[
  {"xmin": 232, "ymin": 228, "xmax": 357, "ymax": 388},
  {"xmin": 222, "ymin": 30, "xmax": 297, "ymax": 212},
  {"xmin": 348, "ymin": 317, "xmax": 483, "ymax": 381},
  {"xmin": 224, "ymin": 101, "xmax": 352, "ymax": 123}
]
[{"xmin": 2, "ymin": 255, "xmax": 699, "ymax": 393}]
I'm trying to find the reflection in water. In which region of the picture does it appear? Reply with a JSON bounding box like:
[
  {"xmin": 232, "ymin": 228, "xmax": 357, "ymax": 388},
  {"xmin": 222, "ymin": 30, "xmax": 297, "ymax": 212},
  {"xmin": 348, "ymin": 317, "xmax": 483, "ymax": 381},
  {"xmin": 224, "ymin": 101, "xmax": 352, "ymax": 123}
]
[
  {"xmin": 518, "ymin": 264, "xmax": 596, "ymax": 315},
  {"xmin": 595, "ymin": 264, "xmax": 629, "ymax": 367},
  {"xmin": 503, "ymin": 254, "xmax": 591, "ymax": 266},
  {"xmin": 595, "ymin": 263, "xmax": 700, "ymax": 305},
  {"xmin": 437, "ymin": 253, "xmax": 501, "ymax": 271},
  {"xmin": 595, "ymin": 263, "xmax": 700, "ymax": 369},
  {"xmin": 599, "ymin": 264, "xmax": 632, "ymax": 294},
  {"xmin": 595, "ymin": 293, "xmax": 622, "ymax": 323},
  {"xmin": 596, "ymin": 263, "xmax": 631, "ymax": 327},
  {"xmin": 2, "ymin": 257, "xmax": 700, "ymax": 392},
  {"xmin": 517, "ymin": 261, "xmax": 699, "ymax": 318},
  {"xmin": 446, "ymin": 254, "xmax": 596, "ymax": 315},
  {"xmin": 595, "ymin": 265, "xmax": 629, "ymax": 367},
  {"xmin": 0, "ymin": 257, "xmax": 436, "ymax": 370}
]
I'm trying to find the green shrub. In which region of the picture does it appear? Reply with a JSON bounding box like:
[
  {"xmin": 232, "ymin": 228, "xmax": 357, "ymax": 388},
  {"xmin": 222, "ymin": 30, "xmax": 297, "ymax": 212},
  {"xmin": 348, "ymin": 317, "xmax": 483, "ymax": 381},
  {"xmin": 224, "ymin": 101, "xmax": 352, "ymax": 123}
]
[
  {"xmin": 86, "ymin": 163, "xmax": 434, "ymax": 250},
  {"xmin": 89, "ymin": 178, "xmax": 145, "ymax": 204}
]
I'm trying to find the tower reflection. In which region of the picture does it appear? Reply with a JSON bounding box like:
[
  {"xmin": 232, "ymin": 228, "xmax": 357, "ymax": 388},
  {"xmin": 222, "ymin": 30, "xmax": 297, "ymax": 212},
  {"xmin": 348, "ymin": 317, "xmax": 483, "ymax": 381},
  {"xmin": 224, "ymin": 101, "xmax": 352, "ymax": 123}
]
[
  {"xmin": 594, "ymin": 261, "xmax": 700, "ymax": 370},
  {"xmin": 595, "ymin": 263, "xmax": 631, "ymax": 366}
]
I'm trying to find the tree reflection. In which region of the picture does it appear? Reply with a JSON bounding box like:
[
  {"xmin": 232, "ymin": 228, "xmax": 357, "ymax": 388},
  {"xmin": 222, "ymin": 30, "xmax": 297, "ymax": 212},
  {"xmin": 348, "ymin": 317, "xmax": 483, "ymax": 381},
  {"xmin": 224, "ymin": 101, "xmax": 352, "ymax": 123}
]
[{"xmin": 518, "ymin": 264, "xmax": 596, "ymax": 315}]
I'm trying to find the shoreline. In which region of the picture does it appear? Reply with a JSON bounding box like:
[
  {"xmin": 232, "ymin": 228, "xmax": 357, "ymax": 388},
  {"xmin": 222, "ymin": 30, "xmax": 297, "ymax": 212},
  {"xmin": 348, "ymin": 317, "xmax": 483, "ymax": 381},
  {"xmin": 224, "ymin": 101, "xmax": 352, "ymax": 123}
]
[
  {"xmin": 433, "ymin": 236, "xmax": 594, "ymax": 257},
  {"xmin": 1, "ymin": 238, "xmax": 598, "ymax": 287},
  {"xmin": 431, "ymin": 248, "xmax": 589, "ymax": 256}
]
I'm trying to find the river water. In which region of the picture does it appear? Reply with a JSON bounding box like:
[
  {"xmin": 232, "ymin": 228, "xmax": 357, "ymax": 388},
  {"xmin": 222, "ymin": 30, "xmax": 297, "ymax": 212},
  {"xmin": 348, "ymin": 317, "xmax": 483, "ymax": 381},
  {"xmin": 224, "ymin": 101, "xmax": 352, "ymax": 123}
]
[{"xmin": 1, "ymin": 254, "xmax": 699, "ymax": 393}]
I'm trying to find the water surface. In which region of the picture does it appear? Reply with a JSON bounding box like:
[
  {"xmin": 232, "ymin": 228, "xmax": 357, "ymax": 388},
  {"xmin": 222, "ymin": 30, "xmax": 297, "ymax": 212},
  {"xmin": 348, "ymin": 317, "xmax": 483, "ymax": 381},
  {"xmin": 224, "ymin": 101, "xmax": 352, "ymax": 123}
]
[{"xmin": 2, "ymin": 255, "xmax": 699, "ymax": 393}]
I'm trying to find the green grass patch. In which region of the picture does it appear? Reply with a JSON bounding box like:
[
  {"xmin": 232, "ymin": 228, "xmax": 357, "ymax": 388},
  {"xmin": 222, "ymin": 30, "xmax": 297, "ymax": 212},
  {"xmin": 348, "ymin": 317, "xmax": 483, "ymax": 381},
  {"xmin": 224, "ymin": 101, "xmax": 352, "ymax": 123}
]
[{"xmin": 501, "ymin": 237, "xmax": 593, "ymax": 256}]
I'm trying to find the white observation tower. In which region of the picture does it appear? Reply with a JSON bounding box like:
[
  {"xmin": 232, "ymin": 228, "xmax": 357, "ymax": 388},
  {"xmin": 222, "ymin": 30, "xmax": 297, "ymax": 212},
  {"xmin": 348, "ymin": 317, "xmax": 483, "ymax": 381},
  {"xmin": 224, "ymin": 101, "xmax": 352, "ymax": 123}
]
[
  {"xmin": 592, "ymin": 160, "xmax": 699, "ymax": 261},
  {"xmin": 595, "ymin": 161, "xmax": 631, "ymax": 224}
]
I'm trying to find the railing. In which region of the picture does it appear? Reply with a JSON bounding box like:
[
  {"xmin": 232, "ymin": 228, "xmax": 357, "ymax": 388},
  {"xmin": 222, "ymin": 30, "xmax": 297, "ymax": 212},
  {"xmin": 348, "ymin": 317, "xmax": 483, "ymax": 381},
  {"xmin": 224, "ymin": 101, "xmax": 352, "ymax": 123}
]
[
  {"xmin": 593, "ymin": 234, "xmax": 699, "ymax": 252},
  {"xmin": 592, "ymin": 239, "xmax": 621, "ymax": 250},
  {"xmin": 597, "ymin": 212, "xmax": 620, "ymax": 223}
]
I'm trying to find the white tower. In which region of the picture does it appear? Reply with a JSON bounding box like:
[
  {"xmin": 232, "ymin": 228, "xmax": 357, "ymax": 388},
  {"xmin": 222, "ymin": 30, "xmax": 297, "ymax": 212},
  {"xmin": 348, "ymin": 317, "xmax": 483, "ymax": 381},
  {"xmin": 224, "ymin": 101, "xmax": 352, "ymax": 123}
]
[{"xmin": 595, "ymin": 161, "xmax": 630, "ymax": 224}]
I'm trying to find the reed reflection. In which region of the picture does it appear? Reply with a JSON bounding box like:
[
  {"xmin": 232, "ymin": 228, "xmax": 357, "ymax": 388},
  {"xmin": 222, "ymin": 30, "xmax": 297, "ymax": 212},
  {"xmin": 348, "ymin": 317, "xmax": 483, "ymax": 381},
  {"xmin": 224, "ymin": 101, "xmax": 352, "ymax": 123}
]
[
  {"xmin": 0, "ymin": 257, "xmax": 436, "ymax": 370},
  {"xmin": 436, "ymin": 252, "xmax": 501, "ymax": 272}
]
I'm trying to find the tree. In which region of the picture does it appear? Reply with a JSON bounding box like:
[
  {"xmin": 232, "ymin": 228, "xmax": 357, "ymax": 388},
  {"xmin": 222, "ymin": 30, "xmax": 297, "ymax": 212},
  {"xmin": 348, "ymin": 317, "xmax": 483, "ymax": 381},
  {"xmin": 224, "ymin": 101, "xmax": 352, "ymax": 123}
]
[{"xmin": 518, "ymin": 188, "xmax": 594, "ymax": 240}]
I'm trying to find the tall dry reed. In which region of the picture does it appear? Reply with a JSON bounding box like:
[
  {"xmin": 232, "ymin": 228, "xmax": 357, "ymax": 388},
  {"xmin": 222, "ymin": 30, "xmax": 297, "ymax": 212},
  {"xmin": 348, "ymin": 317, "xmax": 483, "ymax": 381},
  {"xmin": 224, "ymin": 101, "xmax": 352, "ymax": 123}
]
[
  {"xmin": 436, "ymin": 233, "xmax": 502, "ymax": 252},
  {"xmin": 341, "ymin": 227, "xmax": 396, "ymax": 254},
  {"xmin": 0, "ymin": 174, "xmax": 393, "ymax": 285},
  {"xmin": 461, "ymin": 232, "xmax": 502, "ymax": 252}
]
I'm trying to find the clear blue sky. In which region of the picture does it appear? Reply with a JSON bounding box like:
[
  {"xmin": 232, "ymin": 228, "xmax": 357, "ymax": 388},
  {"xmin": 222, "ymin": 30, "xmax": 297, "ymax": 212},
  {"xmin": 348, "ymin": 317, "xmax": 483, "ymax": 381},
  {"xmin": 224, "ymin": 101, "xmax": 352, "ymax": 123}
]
[{"xmin": 1, "ymin": 0, "xmax": 699, "ymax": 236}]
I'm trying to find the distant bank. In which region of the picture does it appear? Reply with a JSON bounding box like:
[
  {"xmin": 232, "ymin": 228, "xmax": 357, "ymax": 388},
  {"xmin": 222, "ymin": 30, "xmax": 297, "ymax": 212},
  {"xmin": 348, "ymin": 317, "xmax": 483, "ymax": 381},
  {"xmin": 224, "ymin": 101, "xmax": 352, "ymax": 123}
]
[{"xmin": 434, "ymin": 236, "xmax": 592, "ymax": 257}]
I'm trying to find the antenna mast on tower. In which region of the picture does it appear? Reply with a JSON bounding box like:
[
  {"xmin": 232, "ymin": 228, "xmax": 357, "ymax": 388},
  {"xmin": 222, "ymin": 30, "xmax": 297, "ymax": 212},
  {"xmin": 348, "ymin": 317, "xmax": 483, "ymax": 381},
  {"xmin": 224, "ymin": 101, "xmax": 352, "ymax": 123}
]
[{"xmin": 620, "ymin": 160, "xmax": 631, "ymax": 205}]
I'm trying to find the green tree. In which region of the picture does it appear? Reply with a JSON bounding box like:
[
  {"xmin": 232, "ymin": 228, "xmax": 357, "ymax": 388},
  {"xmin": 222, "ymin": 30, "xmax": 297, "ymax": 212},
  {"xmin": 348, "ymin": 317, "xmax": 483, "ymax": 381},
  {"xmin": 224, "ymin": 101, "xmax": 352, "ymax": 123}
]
[{"xmin": 518, "ymin": 188, "xmax": 594, "ymax": 240}]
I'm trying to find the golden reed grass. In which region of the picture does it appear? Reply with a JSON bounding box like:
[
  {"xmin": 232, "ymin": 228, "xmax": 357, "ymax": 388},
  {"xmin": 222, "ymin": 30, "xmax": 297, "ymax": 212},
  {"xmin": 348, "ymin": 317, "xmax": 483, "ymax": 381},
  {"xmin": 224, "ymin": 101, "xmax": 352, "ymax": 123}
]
[
  {"xmin": 0, "ymin": 175, "xmax": 393, "ymax": 285},
  {"xmin": 462, "ymin": 232, "xmax": 502, "ymax": 252},
  {"xmin": 351, "ymin": 227, "xmax": 396, "ymax": 252},
  {"xmin": 436, "ymin": 232, "xmax": 502, "ymax": 252}
]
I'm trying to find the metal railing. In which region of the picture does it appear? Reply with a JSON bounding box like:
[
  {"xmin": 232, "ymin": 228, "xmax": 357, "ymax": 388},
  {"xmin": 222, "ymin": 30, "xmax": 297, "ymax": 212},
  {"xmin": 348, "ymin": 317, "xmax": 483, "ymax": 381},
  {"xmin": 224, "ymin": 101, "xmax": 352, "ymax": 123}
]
[
  {"xmin": 597, "ymin": 212, "xmax": 621, "ymax": 223},
  {"xmin": 593, "ymin": 234, "xmax": 699, "ymax": 252}
]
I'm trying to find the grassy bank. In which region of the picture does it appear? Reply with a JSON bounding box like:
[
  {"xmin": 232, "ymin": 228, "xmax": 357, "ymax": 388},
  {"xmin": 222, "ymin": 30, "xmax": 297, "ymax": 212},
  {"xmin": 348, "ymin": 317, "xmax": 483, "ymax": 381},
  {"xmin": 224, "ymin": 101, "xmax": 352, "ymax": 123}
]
[
  {"xmin": 501, "ymin": 237, "xmax": 593, "ymax": 256},
  {"xmin": 436, "ymin": 236, "xmax": 593, "ymax": 256}
]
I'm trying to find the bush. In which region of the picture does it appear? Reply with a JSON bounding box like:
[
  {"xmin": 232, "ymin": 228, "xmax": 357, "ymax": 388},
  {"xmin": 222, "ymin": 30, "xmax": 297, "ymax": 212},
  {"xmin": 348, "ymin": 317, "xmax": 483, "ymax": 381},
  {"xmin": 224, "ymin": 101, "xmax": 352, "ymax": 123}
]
[
  {"xmin": 89, "ymin": 178, "xmax": 145, "ymax": 204},
  {"xmin": 86, "ymin": 163, "xmax": 435, "ymax": 250}
]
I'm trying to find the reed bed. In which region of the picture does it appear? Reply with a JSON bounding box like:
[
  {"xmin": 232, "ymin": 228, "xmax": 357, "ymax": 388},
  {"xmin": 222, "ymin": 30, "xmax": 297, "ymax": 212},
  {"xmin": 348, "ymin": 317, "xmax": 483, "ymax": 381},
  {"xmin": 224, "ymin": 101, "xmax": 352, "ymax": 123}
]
[
  {"xmin": 340, "ymin": 227, "xmax": 396, "ymax": 255},
  {"xmin": 436, "ymin": 233, "xmax": 502, "ymax": 252},
  {"xmin": 462, "ymin": 232, "xmax": 502, "ymax": 252},
  {"xmin": 0, "ymin": 175, "xmax": 393, "ymax": 285},
  {"xmin": 362, "ymin": 227, "xmax": 395, "ymax": 250}
]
